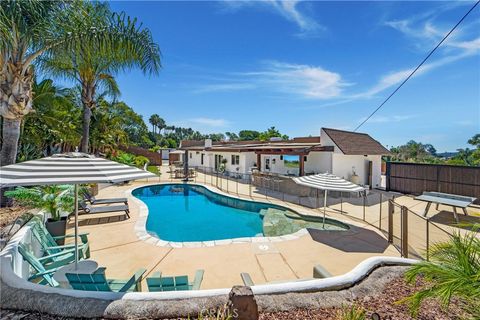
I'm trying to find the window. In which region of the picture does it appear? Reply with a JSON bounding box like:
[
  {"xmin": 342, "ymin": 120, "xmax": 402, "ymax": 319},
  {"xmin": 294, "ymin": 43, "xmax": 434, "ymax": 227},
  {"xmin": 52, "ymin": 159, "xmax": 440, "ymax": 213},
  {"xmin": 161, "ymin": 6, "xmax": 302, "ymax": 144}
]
[
  {"xmin": 189, "ymin": 153, "xmax": 192, "ymax": 159},
  {"xmin": 304, "ymin": 156, "xmax": 308, "ymax": 162},
  {"xmin": 231, "ymin": 155, "xmax": 240, "ymax": 165},
  {"xmin": 201, "ymin": 154, "xmax": 204, "ymax": 165},
  {"xmin": 280, "ymin": 155, "xmax": 283, "ymax": 160}
]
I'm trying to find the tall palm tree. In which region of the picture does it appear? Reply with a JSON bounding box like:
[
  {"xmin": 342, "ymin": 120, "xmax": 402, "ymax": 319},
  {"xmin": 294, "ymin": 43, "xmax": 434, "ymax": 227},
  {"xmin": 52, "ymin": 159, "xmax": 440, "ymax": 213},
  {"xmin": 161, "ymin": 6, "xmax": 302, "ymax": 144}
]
[
  {"xmin": 0, "ymin": 0, "xmax": 133, "ymax": 165},
  {"xmin": 43, "ymin": 1, "xmax": 161, "ymax": 153},
  {"xmin": 149, "ymin": 114, "xmax": 158, "ymax": 135}
]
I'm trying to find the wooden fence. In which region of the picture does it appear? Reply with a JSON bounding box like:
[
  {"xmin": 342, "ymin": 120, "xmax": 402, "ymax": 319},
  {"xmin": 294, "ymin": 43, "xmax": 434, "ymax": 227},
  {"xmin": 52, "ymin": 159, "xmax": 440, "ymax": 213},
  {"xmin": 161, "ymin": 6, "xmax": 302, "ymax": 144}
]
[
  {"xmin": 119, "ymin": 145, "xmax": 163, "ymax": 166},
  {"xmin": 386, "ymin": 162, "xmax": 480, "ymax": 204}
]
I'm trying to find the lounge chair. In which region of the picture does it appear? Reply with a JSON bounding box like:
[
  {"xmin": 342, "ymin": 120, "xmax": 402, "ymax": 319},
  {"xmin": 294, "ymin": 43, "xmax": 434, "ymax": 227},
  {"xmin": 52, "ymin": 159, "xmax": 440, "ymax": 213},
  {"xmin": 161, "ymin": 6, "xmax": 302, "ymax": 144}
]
[
  {"xmin": 240, "ymin": 264, "xmax": 331, "ymax": 286},
  {"xmin": 30, "ymin": 216, "xmax": 90, "ymax": 260},
  {"xmin": 79, "ymin": 201, "xmax": 130, "ymax": 218},
  {"xmin": 17, "ymin": 243, "xmax": 63, "ymax": 287},
  {"xmin": 66, "ymin": 267, "xmax": 146, "ymax": 292},
  {"xmin": 146, "ymin": 269, "xmax": 204, "ymax": 292},
  {"xmin": 83, "ymin": 190, "xmax": 128, "ymax": 206}
]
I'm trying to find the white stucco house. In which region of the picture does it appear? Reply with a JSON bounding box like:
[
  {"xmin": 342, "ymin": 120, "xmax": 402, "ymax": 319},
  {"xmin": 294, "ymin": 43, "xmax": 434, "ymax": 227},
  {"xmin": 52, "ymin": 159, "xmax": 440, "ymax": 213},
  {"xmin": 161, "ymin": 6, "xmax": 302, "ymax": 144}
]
[{"xmin": 180, "ymin": 128, "xmax": 389, "ymax": 189}]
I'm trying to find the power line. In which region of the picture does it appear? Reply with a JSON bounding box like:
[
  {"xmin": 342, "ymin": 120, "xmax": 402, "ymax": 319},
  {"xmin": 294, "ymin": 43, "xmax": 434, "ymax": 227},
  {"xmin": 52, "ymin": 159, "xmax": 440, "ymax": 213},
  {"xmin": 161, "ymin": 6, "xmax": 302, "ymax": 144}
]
[{"xmin": 354, "ymin": 0, "xmax": 480, "ymax": 132}]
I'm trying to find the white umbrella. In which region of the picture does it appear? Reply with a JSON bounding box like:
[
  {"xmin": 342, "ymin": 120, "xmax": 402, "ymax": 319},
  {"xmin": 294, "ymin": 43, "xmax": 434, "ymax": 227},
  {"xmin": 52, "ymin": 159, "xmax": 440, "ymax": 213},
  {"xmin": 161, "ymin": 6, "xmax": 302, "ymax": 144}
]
[
  {"xmin": 0, "ymin": 152, "xmax": 156, "ymax": 268},
  {"xmin": 293, "ymin": 173, "xmax": 365, "ymax": 226}
]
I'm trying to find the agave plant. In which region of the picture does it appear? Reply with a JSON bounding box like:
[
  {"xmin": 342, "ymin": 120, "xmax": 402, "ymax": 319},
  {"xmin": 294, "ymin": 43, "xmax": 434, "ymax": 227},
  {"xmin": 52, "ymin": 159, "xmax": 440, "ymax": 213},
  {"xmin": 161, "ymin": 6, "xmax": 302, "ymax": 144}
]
[
  {"xmin": 5, "ymin": 185, "xmax": 75, "ymax": 221},
  {"xmin": 402, "ymin": 227, "xmax": 480, "ymax": 318}
]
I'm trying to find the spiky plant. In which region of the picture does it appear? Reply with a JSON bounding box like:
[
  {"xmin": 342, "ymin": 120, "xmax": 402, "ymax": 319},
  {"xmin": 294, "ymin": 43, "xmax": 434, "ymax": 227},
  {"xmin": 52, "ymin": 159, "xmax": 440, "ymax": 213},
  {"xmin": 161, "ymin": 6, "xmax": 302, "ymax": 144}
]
[
  {"xmin": 337, "ymin": 304, "xmax": 366, "ymax": 320},
  {"xmin": 402, "ymin": 227, "xmax": 480, "ymax": 318},
  {"xmin": 4, "ymin": 185, "xmax": 75, "ymax": 221}
]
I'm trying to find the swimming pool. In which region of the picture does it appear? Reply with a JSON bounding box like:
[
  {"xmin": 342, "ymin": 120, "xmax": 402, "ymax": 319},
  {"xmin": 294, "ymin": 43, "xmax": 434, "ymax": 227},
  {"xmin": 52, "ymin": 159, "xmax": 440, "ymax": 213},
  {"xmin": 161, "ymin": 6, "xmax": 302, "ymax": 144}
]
[{"xmin": 132, "ymin": 184, "xmax": 348, "ymax": 242}]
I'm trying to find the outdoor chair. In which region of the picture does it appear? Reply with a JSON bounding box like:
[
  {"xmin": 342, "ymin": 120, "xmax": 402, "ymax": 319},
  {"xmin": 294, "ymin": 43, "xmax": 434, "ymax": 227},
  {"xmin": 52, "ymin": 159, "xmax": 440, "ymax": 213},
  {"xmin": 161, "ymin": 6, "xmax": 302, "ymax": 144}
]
[
  {"xmin": 17, "ymin": 243, "xmax": 63, "ymax": 287},
  {"xmin": 146, "ymin": 269, "xmax": 204, "ymax": 292},
  {"xmin": 79, "ymin": 201, "xmax": 130, "ymax": 219},
  {"xmin": 66, "ymin": 267, "xmax": 146, "ymax": 292},
  {"xmin": 82, "ymin": 190, "xmax": 128, "ymax": 206},
  {"xmin": 240, "ymin": 264, "xmax": 331, "ymax": 286},
  {"xmin": 30, "ymin": 216, "xmax": 90, "ymax": 260}
]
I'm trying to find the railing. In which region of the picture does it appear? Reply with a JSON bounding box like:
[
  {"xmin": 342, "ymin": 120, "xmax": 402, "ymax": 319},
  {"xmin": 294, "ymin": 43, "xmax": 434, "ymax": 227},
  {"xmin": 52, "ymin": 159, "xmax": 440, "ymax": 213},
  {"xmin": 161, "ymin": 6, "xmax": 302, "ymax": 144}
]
[
  {"xmin": 387, "ymin": 199, "xmax": 453, "ymax": 260},
  {"xmin": 164, "ymin": 165, "xmax": 457, "ymax": 261}
]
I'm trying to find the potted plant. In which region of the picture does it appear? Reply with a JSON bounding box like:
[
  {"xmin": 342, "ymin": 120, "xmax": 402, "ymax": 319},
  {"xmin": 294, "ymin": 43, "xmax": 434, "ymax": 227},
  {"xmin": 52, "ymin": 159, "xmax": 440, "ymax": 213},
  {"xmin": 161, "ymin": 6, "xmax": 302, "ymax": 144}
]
[{"xmin": 5, "ymin": 185, "xmax": 75, "ymax": 244}]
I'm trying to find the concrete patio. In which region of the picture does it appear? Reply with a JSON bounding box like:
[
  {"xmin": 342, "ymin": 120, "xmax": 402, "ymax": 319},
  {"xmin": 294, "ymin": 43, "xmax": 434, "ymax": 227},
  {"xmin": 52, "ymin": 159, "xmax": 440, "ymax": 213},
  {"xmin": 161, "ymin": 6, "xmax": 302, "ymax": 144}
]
[{"xmin": 68, "ymin": 165, "xmax": 480, "ymax": 290}]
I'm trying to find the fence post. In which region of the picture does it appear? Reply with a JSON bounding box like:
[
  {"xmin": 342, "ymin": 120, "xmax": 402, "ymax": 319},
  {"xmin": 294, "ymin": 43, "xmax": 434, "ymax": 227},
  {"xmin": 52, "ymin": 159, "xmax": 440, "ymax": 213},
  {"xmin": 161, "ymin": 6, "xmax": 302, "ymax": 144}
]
[
  {"xmin": 388, "ymin": 200, "xmax": 394, "ymax": 244},
  {"xmin": 379, "ymin": 193, "xmax": 383, "ymax": 230},
  {"xmin": 401, "ymin": 206, "xmax": 409, "ymax": 258},
  {"xmin": 426, "ymin": 219, "xmax": 430, "ymax": 261}
]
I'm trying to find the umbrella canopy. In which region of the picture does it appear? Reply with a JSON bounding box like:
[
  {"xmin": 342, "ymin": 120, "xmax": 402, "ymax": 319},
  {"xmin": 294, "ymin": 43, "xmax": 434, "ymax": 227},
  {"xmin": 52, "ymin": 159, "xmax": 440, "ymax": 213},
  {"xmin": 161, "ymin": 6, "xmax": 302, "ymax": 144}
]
[
  {"xmin": 0, "ymin": 152, "xmax": 155, "ymax": 187},
  {"xmin": 292, "ymin": 173, "xmax": 365, "ymax": 193},
  {"xmin": 0, "ymin": 152, "xmax": 156, "ymax": 269},
  {"xmin": 293, "ymin": 173, "xmax": 365, "ymax": 226}
]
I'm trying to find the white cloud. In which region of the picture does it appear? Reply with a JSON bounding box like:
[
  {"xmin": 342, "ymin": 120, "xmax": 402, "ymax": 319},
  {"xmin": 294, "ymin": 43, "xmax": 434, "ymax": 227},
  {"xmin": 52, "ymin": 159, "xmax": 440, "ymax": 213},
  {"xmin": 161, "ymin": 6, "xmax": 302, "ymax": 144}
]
[
  {"xmin": 189, "ymin": 118, "xmax": 230, "ymax": 127},
  {"xmin": 358, "ymin": 115, "xmax": 416, "ymax": 124},
  {"xmin": 192, "ymin": 83, "xmax": 255, "ymax": 94},
  {"xmin": 220, "ymin": 0, "xmax": 323, "ymax": 36},
  {"xmin": 245, "ymin": 61, "xmax": 348, "ymax": 99}
]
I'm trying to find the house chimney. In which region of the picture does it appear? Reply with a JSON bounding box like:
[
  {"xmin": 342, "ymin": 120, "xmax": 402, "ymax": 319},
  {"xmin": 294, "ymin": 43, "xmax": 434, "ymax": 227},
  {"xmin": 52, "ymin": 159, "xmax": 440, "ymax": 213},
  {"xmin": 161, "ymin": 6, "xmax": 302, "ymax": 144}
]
[{"xmin": 205, "ymin": 139, "xmax": 212, "ymax": 148}]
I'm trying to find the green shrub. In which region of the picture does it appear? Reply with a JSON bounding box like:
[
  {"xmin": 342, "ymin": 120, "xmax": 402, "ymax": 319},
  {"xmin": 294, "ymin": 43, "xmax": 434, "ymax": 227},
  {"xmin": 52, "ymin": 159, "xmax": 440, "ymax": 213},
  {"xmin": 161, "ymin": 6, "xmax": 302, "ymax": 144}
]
[
  {"xmin": 147, "ymin": 165, "xmax": 160, "ymax": 175},
  {"xmin": 5, "ymin": 185, "xmax": 75, "ymax": 221},
  {"xmin": 402, "ymin": 227, "xmax": 480, "ymax": 318},
  {"xmin": 134, "ymin": 155, "xmax": 149, "ymax": 168}
]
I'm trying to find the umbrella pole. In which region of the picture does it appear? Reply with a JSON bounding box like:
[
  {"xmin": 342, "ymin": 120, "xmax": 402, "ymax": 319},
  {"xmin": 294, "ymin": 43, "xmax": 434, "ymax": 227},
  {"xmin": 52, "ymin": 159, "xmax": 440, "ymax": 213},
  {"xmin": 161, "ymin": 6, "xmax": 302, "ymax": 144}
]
[
  {"xmin": 323, "ymin": 189, "xmax": 327, "ymax": 228},
  {"xmin": 74, "ymin": 184, "xmax": 79, "ymax": 270}
]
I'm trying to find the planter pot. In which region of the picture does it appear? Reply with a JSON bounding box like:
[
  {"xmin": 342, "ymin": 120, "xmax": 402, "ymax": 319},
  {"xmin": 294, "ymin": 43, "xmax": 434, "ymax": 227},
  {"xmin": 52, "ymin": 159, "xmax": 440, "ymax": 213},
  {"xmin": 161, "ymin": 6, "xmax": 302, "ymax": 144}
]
[
  {"xmin": 45, "ymin": 217, "xmax": 67, "ymax": 245},
  {"xmin": 89, "ymin": 184, "xmax": 99, "ymax": 196}
]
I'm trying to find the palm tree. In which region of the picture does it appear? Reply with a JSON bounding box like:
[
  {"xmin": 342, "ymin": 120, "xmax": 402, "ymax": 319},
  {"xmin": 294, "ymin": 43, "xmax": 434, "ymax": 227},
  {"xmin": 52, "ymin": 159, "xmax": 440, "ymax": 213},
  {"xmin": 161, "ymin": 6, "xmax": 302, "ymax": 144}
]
[
  {"xmin": 149, "ymin": 114, "xmax": 158, "ymax": 135},
  {"xmin": 402, "ymin": 228, "xmax": 480, "ymax": 317},
  {"xmin": 0, "ymin": 1, "xmax": 133, "ymax": 165},
  {"xmin": 42, "ymin": 1, "xmax": 161, "ymax": 153}
]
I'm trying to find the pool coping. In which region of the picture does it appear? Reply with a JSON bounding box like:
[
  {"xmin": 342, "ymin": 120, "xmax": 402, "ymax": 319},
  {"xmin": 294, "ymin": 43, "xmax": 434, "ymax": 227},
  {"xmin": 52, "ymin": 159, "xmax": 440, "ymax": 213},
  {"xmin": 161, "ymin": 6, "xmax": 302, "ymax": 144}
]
[{"xmin": 129, "ymin": 182, "xmax": 354, "ymax": 248}]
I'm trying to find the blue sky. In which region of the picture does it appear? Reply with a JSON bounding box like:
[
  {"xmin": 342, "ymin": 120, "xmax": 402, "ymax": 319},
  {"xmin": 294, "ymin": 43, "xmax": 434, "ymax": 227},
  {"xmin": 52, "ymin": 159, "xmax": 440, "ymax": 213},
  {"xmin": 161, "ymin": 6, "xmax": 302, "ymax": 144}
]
[{"xmin": 108, "ymin": 1, "xmax": 480, "ymax": 152}]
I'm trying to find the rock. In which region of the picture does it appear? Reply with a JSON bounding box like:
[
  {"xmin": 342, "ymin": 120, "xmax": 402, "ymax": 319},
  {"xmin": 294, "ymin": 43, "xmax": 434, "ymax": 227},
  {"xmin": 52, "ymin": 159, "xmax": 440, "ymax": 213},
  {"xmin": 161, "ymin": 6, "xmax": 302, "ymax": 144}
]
[{"xmin": 227, "ymin": 286, "xmax": 258, "ymax": 320}]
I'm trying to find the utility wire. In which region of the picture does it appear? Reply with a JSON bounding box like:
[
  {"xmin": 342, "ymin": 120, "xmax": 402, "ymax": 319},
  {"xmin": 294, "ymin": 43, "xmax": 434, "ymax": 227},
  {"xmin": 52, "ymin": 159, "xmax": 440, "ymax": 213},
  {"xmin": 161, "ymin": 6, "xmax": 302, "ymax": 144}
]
[{"xmin": 354, "ymin": 0, "xmax": 480, "ymax": 132}]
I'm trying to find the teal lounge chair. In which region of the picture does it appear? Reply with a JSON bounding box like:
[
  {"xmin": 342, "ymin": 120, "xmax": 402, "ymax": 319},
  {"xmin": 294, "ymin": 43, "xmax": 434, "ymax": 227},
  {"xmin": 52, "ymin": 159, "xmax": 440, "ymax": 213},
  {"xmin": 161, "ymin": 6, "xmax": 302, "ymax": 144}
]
[
  {"xmin": 146, "ymin": 270, "xmax": 204, "ymax": 292},
  {"xmin": 30, "ymin": 216, "xmax": 90, "ymax": 261},
  {"xmin": 17, "ymin": 243, "xmax": 61, "ymax": 287},
  {"xmin": 66, "ymin": 267, "xmax": 146, "ymax": 292}
]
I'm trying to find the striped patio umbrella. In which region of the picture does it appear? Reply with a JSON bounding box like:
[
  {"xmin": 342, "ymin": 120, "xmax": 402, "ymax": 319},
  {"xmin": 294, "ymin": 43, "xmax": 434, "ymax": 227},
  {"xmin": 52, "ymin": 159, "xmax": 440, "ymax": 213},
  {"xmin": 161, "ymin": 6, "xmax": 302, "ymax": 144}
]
[
  {"xmin": 0, "ymin": 152, "xmax": 156, "ymax": 267},
  {"xmin": 293, "ymin": 173, "xmax": 365, "ymax": 225}
]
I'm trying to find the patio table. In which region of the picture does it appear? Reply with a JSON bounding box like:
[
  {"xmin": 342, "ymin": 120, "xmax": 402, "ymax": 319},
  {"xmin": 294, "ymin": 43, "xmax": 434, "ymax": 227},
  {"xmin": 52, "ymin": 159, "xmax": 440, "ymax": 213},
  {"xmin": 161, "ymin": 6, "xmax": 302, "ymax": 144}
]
[{"xmin": 415, "ymin": 191, "xmax": 476, "ymax": 222}]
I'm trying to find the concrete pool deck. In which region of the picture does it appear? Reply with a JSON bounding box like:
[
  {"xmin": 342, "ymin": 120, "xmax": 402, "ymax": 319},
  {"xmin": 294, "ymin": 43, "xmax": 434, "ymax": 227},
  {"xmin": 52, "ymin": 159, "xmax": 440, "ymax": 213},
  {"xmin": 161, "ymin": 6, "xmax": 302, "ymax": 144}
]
[
  {"xmin": 68, "ymin": 166, "xmax": 479, "ymax": 290},
  {"xmin": 70, "ymin": 188, "xmax": 399, "ymax": 290}
]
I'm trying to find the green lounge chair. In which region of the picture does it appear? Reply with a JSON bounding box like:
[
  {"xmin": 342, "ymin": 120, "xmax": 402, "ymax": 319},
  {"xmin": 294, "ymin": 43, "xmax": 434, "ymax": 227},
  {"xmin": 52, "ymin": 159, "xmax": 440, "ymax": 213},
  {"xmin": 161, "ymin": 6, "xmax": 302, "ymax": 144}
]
[
  {"xmin": 82, "ymin": 190, "xmax": 128, "ymax": 206},
  {"xmin": 17, "ymin": 243, "xmax": 62, "ymax": 287},
  {"xmin": 146, "ymin": 269, "xmax": 204, "ymax": 292},
  {"xmin": 79, "ymin": 201, "xmax": 130, "ymax": 219},
  {"xmin": 66, "ymin": 267, "xmax": 146, "ymax": 292},
  {"xmin": 30, "ymin": 216, "xmax": 90, "ymax": 261}
]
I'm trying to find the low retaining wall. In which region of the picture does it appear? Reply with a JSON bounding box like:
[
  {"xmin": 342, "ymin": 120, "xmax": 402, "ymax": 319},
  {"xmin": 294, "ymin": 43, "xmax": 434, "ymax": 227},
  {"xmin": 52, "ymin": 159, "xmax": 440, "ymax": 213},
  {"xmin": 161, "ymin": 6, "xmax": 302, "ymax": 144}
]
[{"xmin": 0, "ymin": 215, "xmax": 416, "ymax": 318}]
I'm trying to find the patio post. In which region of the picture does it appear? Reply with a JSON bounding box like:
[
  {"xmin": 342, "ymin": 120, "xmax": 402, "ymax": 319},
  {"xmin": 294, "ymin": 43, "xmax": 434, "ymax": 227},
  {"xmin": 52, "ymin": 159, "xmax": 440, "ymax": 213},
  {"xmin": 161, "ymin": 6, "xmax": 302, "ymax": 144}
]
[
  {"xmin": 323, "ymin": 189, "xmax": 327, "ymax": 227},
  {"xmin": 74, "ymin": 183, "xmax": 79, "ymax": 269}
]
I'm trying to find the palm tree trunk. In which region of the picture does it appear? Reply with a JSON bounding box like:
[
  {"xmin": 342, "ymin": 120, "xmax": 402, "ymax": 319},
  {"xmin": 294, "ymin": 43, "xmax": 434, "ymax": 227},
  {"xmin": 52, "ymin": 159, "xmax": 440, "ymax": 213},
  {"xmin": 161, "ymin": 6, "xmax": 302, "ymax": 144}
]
[
  {"xmin": 80, "ymin": 106, "xmax": 92, "ymax": 153},
  {"xmin": 1, "ymin": 118, "xmax": 22, "ymax": 166}
]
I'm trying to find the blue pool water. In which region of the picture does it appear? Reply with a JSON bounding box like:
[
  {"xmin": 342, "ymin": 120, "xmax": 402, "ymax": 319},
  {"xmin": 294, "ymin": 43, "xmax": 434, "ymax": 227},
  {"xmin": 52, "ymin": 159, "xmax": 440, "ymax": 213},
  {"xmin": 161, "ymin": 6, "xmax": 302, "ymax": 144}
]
[{"xmin": 132, "ymin": 184, "xmax": 348, "ymax": 242}]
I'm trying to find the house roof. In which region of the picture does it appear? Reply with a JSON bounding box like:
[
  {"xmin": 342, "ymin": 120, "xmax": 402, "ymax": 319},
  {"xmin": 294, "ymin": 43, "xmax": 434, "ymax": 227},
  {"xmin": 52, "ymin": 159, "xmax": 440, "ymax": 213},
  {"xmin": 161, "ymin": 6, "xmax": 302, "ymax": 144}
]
[{"xmin": 322, "ymin": 128, "xmax": 390, "ymax": 155}]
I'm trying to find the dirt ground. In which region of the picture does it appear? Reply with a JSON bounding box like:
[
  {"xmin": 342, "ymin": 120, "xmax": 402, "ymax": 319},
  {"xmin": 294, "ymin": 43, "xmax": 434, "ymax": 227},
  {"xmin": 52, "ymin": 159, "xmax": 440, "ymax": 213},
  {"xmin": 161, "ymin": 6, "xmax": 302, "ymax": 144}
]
[{"xmin": 0, "ymin": 276, "xmax": 470, "ymax": 320}]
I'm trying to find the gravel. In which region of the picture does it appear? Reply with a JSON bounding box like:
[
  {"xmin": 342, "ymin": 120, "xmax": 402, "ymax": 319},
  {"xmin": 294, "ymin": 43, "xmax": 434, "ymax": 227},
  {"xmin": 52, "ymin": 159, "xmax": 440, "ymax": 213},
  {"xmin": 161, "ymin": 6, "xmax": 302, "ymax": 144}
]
[{"xmin": 1, "ymin": 276, "xmax": 469, "ymax": 320}]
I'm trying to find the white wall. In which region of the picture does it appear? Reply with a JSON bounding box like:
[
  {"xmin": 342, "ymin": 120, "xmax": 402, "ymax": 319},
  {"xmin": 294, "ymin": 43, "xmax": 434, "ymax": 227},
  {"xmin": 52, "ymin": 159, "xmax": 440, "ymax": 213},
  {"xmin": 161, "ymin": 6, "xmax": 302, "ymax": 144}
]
[
  {"xmin": 304, "ymin": 152, "xmax": 332, "ymax": 174},
  {"xmin": 331, "ymin": 154, "xmax": 382, "ymax": 188}
]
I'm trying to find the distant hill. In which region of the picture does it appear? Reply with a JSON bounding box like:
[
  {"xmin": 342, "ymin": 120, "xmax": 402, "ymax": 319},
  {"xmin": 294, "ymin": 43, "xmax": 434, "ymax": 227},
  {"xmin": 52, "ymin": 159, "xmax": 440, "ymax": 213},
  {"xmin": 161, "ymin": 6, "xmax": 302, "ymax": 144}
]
[{"xmin": 437, "ymin": 152, "xmax": 458, "ymax": 159}]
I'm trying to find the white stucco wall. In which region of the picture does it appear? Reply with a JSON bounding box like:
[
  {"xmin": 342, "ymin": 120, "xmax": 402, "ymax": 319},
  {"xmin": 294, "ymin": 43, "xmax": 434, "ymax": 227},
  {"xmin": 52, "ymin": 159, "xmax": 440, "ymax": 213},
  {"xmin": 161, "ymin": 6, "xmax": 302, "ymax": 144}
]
[
  {"xmin": 331, "ymin": 154, "xmax": 382, "ymax": 188},
  {"xmin": 304, "ymin": 152, "xmax": 332, "ymax": 174}
]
